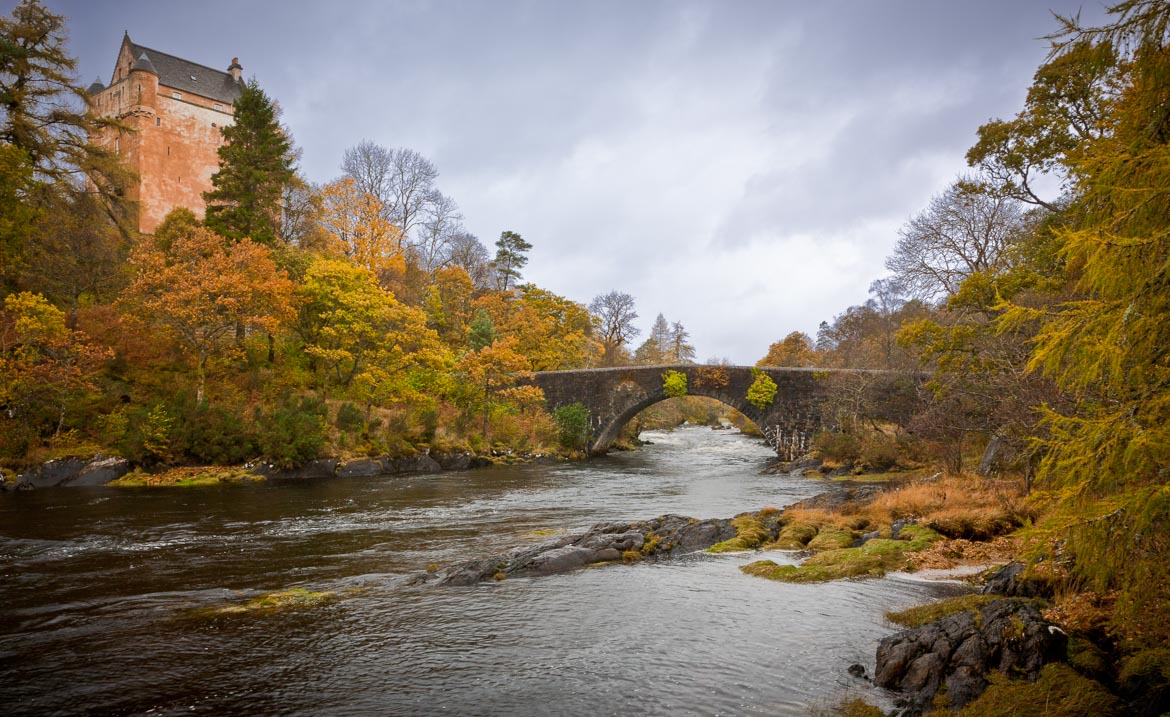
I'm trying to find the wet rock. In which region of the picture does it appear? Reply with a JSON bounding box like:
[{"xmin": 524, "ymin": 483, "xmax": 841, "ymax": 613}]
[
  {"xmin": 337, "ymin": 458, "xmax": 385, "ymax": 478},
  {"xmin": 788, "ymin": 484, "xmax": 883, "ymax": 512},
  {"xmin": 67, "ymin": 457, "xmax": 132, "ymax": 486},
  {"xmin": 20, "ymin": 458, "xmax": 87, "ymax": 488},
  {"xmin": 413, "ymin": 514, "xmax": 737, "ymax": 585},
  {"xmin": 980, "ymin": 562, "xmax": 1053, "ymax": 599},
  {"xmin": 252, "ymin": 458, "xmax": 340, "ymax": 481},
  {"xmin": 875, "ymin": 598, "xmax": 1067, "ymax": 715},
  {"xmin": 848, "ymin": 663, "xmax": 868, "ymax": 679},
  {"xmin": 432, "ymin": 451, "xmax": 472, "ymax": 471},
  {"xmin": 382, "ymin": 455, "xmax": 442, "ymax": 474}
]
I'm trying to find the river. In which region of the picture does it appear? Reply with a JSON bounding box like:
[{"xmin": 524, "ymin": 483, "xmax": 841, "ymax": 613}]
[{"xmin": 1, "ymin": 426, "xmax": 963, "ymax": 716}]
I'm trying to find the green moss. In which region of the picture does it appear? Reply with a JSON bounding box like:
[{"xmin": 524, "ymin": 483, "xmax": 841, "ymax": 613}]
[
  {"xmin": 806, "ymin": 527, "xmax": 857, "ymax": 551},
  {"xmin": 184, "ymin": 588, "xmax": 336, "ymax": 617},
  {"xmin": 640, "ymin": 532, "xmax": 661, "ymax": 555},
  {"xmin": 1066, "ymin": 637, "xmax": 1111, "ymax": 680},
  {"xmin": 743, "ymin": 527, "xmax": 944, "ymax": 584},
  {"xmin": 835, "ymin": 698, "xmax": 885, "ymax": 717},
  {"xmin": 621, "ymin": 549, "xmax": 641, "ymax": 562},
  {"xmin": 1119, "ymin": 647, "xmax": 1170, "ymax": 695},
  {"xmin": 765, "ymin": 523, "xmax": 817, "ymax": 550},
  {"xmin": 948, "ymin": 663, "xmax": 1122, "ymax": 716},
  {"xmin": 708, "ymin": 513, "xmax": 771, "ymax": 553},
  {"xmin": 886, "ymin": 594, "xmax": 1001, "ymax": 627}
]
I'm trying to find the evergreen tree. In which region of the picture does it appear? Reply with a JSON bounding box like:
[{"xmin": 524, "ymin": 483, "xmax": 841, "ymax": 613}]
[
  {"xmin": 204, "ymin": 78, "xmax": 297, "ymax": 246},
  {"xmin": 467, "ymin": 309, "xmax": 498, "ymax": 351},
  {"xmin": 492, "ymin": 230, "xmax": 531, "ymax": 291}
]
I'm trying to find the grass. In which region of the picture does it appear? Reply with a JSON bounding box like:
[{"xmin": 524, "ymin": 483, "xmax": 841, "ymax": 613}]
[
  {"xmin": 885, "ymin": 594, "xmax": 1003, "ymax": 627},
  {"xmin": 111, "ymin": 467, "xmax": 263, "ymax": 487},
  {"xmin": 931, "ymin": 663, "xmax": 1122, "ymax": 716}
]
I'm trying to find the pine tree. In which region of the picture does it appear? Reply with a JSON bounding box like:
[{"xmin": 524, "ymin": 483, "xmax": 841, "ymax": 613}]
[
  {"xmin": 492, "ymin": 230, "xmax": 532, "ymax": 291},
  {"xmin": 203, "ymin": 78, "xmax": 297, "ymax": 246}
]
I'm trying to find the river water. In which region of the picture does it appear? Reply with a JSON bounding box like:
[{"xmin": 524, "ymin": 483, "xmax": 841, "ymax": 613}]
[{"xmin": 1, "ymin": 426, "xmax": 962, "ymax": 716}]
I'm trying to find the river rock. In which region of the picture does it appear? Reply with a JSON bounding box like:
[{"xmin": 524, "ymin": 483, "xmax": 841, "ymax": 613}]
[
  {"xmin": 252, "ymin": 458, "xmax": 341, "ymax": 480},
  {"xmin": 413, "ymin": 514, "xmax": 737, "ymax": 586},
  {"xmin": 68, "ymin": 457, "xmax": 131, "ymax": 486},
  {"xmin": 337, "ymin": 458, "xmax": 385, "ymax": 478},
  {"xmin": 875, "ymin": 598, "xmax": 1067, "ymax": 715},
  {"xmin": 432, "ymin": 451, "xmax": 472, "ymax": 470},
  {"xmin": 19, "ymin": 458, "xmax": 88, "ymax": 488}
]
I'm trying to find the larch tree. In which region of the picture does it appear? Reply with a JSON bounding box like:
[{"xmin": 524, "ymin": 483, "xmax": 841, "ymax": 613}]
[{"xmin": 203, "ymin": 78, "xmax": 297, "ymax": 246}]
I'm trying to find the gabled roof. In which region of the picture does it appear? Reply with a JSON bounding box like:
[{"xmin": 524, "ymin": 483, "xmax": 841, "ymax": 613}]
[{"xmin": 125, "ymin": 37, "xmax": 243, "ymax": 106}]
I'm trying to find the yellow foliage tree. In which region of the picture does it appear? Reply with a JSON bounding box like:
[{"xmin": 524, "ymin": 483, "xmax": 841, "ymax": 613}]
[{"xmin": 318, "ymin": 177, "xmax": 405, "ymax": 284}]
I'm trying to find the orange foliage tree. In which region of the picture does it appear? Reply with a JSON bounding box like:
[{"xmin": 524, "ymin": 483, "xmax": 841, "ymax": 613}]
[
  {"xmin": 318, "ymin": 177, "xmax": 406, "ymax": 284},
  {"xmin": 119, "ymin": 214, "xmax": 293, "ymax": 402}
]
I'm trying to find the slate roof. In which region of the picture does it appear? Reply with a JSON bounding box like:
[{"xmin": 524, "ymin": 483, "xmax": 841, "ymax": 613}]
[{"xmin": 127, "ymin": 40, "xmax": 243, "ymax": 106}]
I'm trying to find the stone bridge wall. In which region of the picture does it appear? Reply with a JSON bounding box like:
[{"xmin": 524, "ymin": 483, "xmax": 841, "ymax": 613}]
[{"xmin": 532, "ymin": 365, "xmax": 849, "ymax": 459}]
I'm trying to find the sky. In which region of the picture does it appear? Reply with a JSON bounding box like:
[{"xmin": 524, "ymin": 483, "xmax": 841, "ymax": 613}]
[{"xmin": 45, "ymin": 0, "xmax": 1110, "ymax": 364}]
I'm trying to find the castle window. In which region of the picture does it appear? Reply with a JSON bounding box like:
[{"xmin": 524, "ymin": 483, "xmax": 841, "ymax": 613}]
[
  {"xmin": 172, "ymin": 92, "xmax": 181, "ymax": 99},
  {"xmin": 166, "ymin": 146, "xmax": 170, "ymax": 156},
  {"xmin": 211, "ymin": 123, "xmax": 217, "ymax": 128},
  {"xmin": 214, "ymin": 103, "xmax": 223, "ymax": 112},
  {"xmin": 155, "ymin": 117, "xmax": 161, "ymax": 126}
]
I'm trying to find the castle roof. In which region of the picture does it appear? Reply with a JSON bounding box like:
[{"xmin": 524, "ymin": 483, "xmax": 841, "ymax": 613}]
[{"xmin": 125, "ymin": 39, "xmax": 243, "ymax": 106}]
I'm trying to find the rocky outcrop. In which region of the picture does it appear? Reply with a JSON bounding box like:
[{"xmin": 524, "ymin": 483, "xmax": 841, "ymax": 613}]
[
  {"xmin": 413, "ymin": 514, "xmax": 738, "ymax": 586},
  {"xmin": 875, "ymin": 599, "xmax": 1067, "ymax": 715},
  {"xmin": 979, "ymin": 562, "xmax": 1054, "ymax": 599},
  {"xmin": 11, "ymin": 456, "xmax": 131, "ymax": 489}
]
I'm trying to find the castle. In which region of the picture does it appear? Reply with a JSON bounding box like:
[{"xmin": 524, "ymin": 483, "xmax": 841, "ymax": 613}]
[{"xmin": 88, "ymin": 33, "xmax": 243, "ymax": 234}]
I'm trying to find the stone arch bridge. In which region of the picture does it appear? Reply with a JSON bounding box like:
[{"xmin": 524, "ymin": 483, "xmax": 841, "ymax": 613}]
[{"xmin": 530, "ymin": 365, "xmax": 919, "ymax": 460}]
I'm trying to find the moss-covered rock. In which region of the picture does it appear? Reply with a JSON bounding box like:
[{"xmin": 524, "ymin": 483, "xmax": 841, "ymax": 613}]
[
  {"xmin": 765, "ymin": 522, "xmax": 818, "ymax": 549},
  {"xmin": 742, "ymin": 526, "xmax": 943, "ymax": 584},
  {"xmin": 707, "ymin": 512, "xmax": 771, "ymax": 552},
  {"xmin": 183, "ymin": 588, "xmax": 336, "ymax": 617},
  {"xmin": 806, "ymin": 527, "xmax": 857, "ymax": 551},
  {"xmin": 941, "ymin": 663, "xmax": 1122, "ymax": 716},
  {"xmin": 886, "ymin": 594, "xmax": 1004, "ymax": 628},
  {"xmin": 111, "ymin": 467, "xmax": 263, "ymax": 487}
]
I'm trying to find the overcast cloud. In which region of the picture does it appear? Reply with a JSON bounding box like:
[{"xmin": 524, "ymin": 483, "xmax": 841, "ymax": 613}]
[{"xmin": 52, "ymin": 0, "xmax": 1109, "ymax": 363}]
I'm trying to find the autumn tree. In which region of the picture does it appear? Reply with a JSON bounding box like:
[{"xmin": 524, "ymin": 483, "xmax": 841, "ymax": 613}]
[
  {"xmin": 665, "ymin": 321, "xmax": 696, "ymax": 363},
  {"xmin": 454, "ymin": 336, "xmax": 541, "ymax": 440},
  {"xmin": 589, "ymin": 290, "xmax": 639, "ymax": 367},
  {"xmin": 120, "ymin": 211, "xmax": 293, "ymax": 402},
  {"xmin": 634, "ymin": 313, "xmax": 671, "ymax": 364},
  {"xmin": 471, "ymin": 285, "xmax": 596, "ymax": 370},
  {"xmin": 204, "ymin": 79, "xmax": 297, "ymax": 246},
  {"xmin": 758, "ymin": 331, "xmax": 817, "ymax": 367},
  {"xmin": 493, "ymin": 230, "xmax": 532, "ymax": 291},
  {"xmin": 341, "ymin": 141, "xmax": 440, "ymax": 251},
  {"xmin": 0, "ymin": 291, "xmax": 110, "ymax": 454},
  {"xmin": 0, "ymin": 144, "xmax": 38, "ymax": 290},
  {"xmin": 423, "ymin": 266, "xmax": 475, "ymax": 346},
  {"xmin": 318, "ymin": 177, "xmax": 405, "ymax": 280}
]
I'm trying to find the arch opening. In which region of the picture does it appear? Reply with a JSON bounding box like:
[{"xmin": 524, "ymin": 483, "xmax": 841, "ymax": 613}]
[{"xmin": 591, "ymin": 391, "xmax": 765, "ymax": 455}]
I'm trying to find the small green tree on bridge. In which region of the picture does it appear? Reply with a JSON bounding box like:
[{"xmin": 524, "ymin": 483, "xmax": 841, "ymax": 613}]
[
  {"xmin": 746, "ymin": 368, "xmax": 777, "ymax": 409},
  {"xmin": 662, "ymin": 370, "xmax": 687, "ymax": 398}
]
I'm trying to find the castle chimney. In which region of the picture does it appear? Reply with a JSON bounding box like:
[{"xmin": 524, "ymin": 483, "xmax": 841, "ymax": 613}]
[{"xmin": 228, "ymin": 57, "xmax": 242, "ymax": 82}]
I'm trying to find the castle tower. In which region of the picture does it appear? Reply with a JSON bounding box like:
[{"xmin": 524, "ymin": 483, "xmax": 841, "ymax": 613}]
[{"xmin": 89, "ymin": 33, "xmax": 244, "ymax": 234}]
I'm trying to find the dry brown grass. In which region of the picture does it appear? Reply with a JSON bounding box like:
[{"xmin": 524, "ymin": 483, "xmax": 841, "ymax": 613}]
[{"xmin": 905, "ymin": 535, "xmax": 1019, "ymax": 570}]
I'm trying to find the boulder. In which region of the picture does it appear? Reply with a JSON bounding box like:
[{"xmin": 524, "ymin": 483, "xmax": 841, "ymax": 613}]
[
  {"xmin": 19, "ymin": 458, "xmax": 87, "ymax": 488},
  {"xmin": 68, "ymin": 457, "xmax": 131, "ymax": 486},
  {"xmin": 383, "ymin": 455, "xmax": 442, "ymax": 474},
  {"xmin": 875, "ymin": 598, "xmax": 1067, "ymax": 715},
  {"xmin": 432, "ymin": 451, "xmax": 472, "ymax": 471}
]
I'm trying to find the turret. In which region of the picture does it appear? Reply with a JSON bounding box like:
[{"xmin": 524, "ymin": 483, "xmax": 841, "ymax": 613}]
[
  {"xmin": 228, "ymin": 57, "xmax": 242, "ymax": 83},
  {"xmin": 129, "ymin": 52, "xmax": 159, "ymax": 112},
  {"xmin": 87, "ymin": 76, "xmax": 106, "ymax": 95}
]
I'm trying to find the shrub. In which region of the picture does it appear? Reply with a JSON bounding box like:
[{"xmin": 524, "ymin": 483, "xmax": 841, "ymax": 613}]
[
  {"xmin": 118, "ymin": 403, "xmax": 175, "ymax": 466},
  {"xmin": 254, "ymin": 395, "xmax": 327, "ymax": 468},
  {"xmin": 553, "ymin": 402, "xmax": 590, "ymax": 450},
  {"xmin": 815, "ymin": 431, "xmax": 861, "ymax": 463},
  {"xmin": 172, "ymin": 398, "xmax": 256, "ymax": 465},
  {"xmin": 335, "ymin": 402, "xmax": 365, "ymax": 433}
]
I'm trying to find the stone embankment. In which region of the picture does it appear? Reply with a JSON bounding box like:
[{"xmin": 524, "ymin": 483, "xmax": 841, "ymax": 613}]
[{"xmin": 0, "ymin": 451, "xmax": 498, "ymax": 491}]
